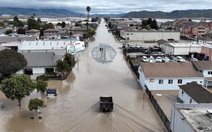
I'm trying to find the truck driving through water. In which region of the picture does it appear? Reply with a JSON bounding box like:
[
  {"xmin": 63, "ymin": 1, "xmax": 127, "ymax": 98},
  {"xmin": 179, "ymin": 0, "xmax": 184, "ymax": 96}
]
[{"xmin": 99, "ymin": 96, "xmax": 113, "ymax": 112}]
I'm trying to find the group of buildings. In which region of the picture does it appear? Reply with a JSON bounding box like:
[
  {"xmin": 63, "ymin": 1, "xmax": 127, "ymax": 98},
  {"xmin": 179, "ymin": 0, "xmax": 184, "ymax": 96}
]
[
  {"xmin": 110, "ymin": 18, "xmax": 212, "ymax": 132},
  {"xmin": 0, "ymin": 17, "xmax": 92, "ymax": 79}
]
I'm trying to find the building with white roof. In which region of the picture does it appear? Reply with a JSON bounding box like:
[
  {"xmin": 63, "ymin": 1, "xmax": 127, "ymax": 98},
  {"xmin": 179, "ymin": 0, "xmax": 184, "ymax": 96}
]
[
  {"xmin": 158, "ymin": 40, "xmax": 208, "ymax": 55},
  {"xmin": 1, "ymin": 40, "xmax": 85, "ymax": 55}
]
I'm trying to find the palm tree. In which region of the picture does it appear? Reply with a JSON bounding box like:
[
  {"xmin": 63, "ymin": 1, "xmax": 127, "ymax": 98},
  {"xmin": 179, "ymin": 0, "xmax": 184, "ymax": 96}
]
[{"xmin": 86, "ymin": 6, "xmax": 91, "ymax": 38}]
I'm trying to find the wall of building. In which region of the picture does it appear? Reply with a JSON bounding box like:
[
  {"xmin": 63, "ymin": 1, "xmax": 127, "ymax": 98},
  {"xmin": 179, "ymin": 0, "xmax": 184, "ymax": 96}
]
[
  {"xmin": 139, "ymin": 71, "xmax": 204, "ymax": 90},
  {"xmin": 138, "ymin": 67, "xmax": 146, "ymax": 88},
  {"xmin": 171, "ymin": 106, "xmax": 194, "ymax": 132},
  {"xmin": 121, "ymin": 30, "xmax": 180, "ymax": 42},
  {"xmin": 178, "ymin": 89, "xmax": 198, "ymax": 104},
  {"xmin": 173, "ymin": 46, "xmax": 201, "ymax": 55}
]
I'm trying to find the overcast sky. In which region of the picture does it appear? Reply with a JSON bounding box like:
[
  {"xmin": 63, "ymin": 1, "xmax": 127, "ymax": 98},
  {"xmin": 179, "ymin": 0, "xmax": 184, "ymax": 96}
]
[{"xmin": 1, "ymin": 0, "xmax": 212, "ymax": 14}]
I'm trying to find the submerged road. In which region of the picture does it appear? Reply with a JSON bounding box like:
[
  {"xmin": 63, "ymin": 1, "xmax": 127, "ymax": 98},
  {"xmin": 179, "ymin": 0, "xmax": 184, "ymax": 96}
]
[{"xmin": 0, "ymin": 19, "xmax": 167, "ymax": 132}]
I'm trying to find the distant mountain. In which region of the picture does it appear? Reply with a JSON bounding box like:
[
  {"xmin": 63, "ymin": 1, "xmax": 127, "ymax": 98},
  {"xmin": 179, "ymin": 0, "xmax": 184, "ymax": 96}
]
[
  {"xmin": 124, "ymin": 9, "xmax": 212, "ymax": 18},
  {"xmin": 0, "ymin": 7, "xmax": 84, "ymax": 17}
]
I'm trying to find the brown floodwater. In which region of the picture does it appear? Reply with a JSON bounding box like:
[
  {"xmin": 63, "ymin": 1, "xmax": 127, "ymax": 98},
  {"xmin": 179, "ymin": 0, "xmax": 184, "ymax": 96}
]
[{"xmin": 0, "ymin": 19, "xmax": 167, "ymax": 132}]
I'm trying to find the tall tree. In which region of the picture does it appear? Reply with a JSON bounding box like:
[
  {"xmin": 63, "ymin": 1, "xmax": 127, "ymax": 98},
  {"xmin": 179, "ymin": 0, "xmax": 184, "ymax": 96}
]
[
  {"xmin": 56, "ymin": 60, "xmax": 70, "ymax": 77},
  {"xmin": 61, "ymin": 21, "xmax": 66, "ymax": 28},
  {"xmin": 86, "ymin": 6, "xmax": 91, "ymax": 38},
  {"xmin": 0, "ymin": 74, "xmax": 35, "ymax": 106},
  {"xmin": 0, "ymin": 49, "xmax": 27, "ymax": 76},
  {"xmin": 13, "ymin": 16, "xmax": 24, "ymax": 27},
  {"xmin": 27, "ymin": 17, "xmax": 40, "ymax": 30},
  {"xmin": 151, "ymin": 19, "xmax": 158, "ymax": 30}
]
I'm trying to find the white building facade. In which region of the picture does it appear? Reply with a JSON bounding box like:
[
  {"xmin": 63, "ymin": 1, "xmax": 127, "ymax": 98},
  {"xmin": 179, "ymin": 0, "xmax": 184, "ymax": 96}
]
[
  {"xmin": 138, "ymin": 62, "xmax": 204, "ymax": 90},
  {"xmin": 120, "ymin": 29, "xmax": 180, "ymax": 42}
]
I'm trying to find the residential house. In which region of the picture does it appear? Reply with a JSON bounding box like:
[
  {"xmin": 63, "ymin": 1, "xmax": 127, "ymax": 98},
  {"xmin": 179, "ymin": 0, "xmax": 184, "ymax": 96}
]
[
  {"xmin": 26, "ymin": 29, "xmax": 40, "ymax": 39},
  {"xmin": 191, "ymin": 23, "xmax": 211, "ymax": 37},
  {"xmin": 178, "ymin": 82, "xmax": 212, "ymax": 104},
  {"xmin": 192, "ymin": 61, "xmax": 212, "ymax": 87},
  {"xmin": 70, "ymin": 27, "xmax": 87, "ymax": 36},
  {"xmin": 44, "ymin": 28, "xmax": 59, "ymax": 39},
  {"xmin": 120, "ymin": 29, "xmax": 180, "ymax": 42},
  {"xmin": 16, "ymin": 52, "xmax": 63, "ymax": 80},
  {"xmin": 174, "ymin": 19, "xmax": 190, "ymax": 29},
  {"xmin": 138, "ymin": 62, "xmax": 204, "ymax": 90}
]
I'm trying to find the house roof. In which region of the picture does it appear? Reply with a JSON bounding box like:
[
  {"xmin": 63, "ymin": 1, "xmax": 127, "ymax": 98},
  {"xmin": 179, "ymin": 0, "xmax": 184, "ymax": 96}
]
[
  {"xmin": 44, "ymin": 28, "xmax": 59, "ymax": 32},
  {"xmin": 140, "ymin": 62, "xmax": 204, "ymax": 78},
  {"xmin": 179, "ymin": 82, "xmax": 212, "ymax": 103},
  {"xmin": 27, "ymin": 29, "xmax": 40, "ymax": 33},
  {"xmin": 192, "ymin": 61, "xmax": 212, "ymax": 70},
  {"xmin": 21, "ymin": 52, "xmax": 63, "ymax": 67}
]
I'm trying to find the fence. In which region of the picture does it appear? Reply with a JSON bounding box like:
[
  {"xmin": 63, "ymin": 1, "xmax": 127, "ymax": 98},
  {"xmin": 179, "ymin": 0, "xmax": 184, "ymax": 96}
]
[
  {"xmin": 145, "ymin": 87, "xmax": 172, "ymax": 132},
  {"xmin": 128, "ymin": 58, "xmax": 139, "ymax": 79}
]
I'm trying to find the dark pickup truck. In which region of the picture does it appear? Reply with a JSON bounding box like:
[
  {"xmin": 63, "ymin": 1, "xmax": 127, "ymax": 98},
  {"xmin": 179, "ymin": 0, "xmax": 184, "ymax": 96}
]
[{"xmin": 99, "ymin": 96, "xmax": 113, "ymax": 112}]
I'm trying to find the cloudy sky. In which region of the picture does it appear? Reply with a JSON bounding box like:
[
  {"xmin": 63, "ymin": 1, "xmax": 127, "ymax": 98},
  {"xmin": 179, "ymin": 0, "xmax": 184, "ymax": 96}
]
[{"xmin": 0, "ymin": 0, "xmax": 212, "ymax": 14}]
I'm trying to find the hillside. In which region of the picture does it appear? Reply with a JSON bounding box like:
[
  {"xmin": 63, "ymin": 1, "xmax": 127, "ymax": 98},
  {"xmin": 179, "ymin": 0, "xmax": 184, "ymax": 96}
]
[
  {"xmin": 0, "ymin": 7, "xmax": 84, "ymax": 17},
  {"xmin": 124, "ymin": 9, "xmax": 212, "ymax": 18}
]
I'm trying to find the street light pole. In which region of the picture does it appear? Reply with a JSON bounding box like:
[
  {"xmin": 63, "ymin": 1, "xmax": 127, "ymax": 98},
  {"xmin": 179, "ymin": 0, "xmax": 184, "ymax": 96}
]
[{"xmin": 156, "ymin": 93, "xmax": 176, "ymax": 132}]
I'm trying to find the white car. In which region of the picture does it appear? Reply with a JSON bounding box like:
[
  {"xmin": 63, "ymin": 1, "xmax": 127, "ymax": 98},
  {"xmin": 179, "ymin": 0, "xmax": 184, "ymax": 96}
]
[
  {"xmin": 149, "ymin": 56, "xmax": 155, "ymax": 63},
  {"xmin": 155, "ymin": 56, "xmax": 163, "ymax": 63},
  {"xmin": 176, "ymin": 56, "xmax": 186, "ymax": 62},
  {"xmin": 142, "ymin": 56, "xmax": 149, "ymax": 63}
]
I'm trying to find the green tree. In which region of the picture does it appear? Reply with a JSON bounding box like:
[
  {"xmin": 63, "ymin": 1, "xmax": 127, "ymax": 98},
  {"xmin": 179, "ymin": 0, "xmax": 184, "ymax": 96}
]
[
  {"xmin": 61, "ymin": 21, "xmax": 66, "ymax": 28},
  {"xmin": 147, "ymin": 18, "xmax": 152, "ymax": 25},
  {"xmin": 5, "ymin": 29, "xmax": 12, "ymax": 35},
  {"xmin": 28, "ymin": 98, "xmax": 44, "ymax": 111},
  {"xmin": 13, "ymin": 16, "xmax": 23, "ymax": 27},
  {"xmin": 141, "ymin": 20, "xmax": 148, "ymax": 29},
  {"xmin": 56, "ymin": 60, "xmax": 70, "ymax": 77},
  {"xmin": 0, "ymin": 21, "xmax": 4, "ymax": 27},
  {"xmin": 27, "ymin": 17, "xmax": 40, "ymax": 30},
  {"xmin": 75, "ymin": 21, "xmax": 82, "ymax": 27},
  {"xmin": 64, "ymin": 53, "xmax": 76, "ymax": 68},
  {"xmin": 0, "ymin": 74, "xmax": 35, "ymax": 106},
  {"xmin": 0, "ymin": 49, "xmax": 27, "ymax": 76},
  {"xmin": 37, "ymin": 18, "xmax": 42, "ymax": 24},
  {"xmin": 42, "ymin": 23, "xmax": 54, "ymax": 30},
  {"xmin": 151, "ymin": 19, "xmax": 158, "ymax": 30},
  {"xmin": 36, "ymin": 80, "xmax": 47, "ymax": 94},
  {"xmin": 87, "ymin": 27, "xmax": 96, "ymax": 37}
]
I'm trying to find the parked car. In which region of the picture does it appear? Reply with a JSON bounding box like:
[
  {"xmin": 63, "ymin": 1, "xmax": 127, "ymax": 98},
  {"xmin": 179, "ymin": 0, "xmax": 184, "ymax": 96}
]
[
  {"xmin": 149, "ymin": 56, "xmax": 155, "ymax": 63},
  {"xmin": 141, "ymin": 56, "xmax": 149, "ymax": 62},
  {"xmin": 162, "ymin": 56, "xmax": 170, "ymax": 62},
  {"xmin": 176, "ymin": 56, "xmax": 186, "ymax": 62},
  {"xmin": 189, "ymin": 58, "xmax": 198, "ymax": 61},
  {"xmin": 155, "ymin": 56, "xmax": 163, "ymax": 63}
]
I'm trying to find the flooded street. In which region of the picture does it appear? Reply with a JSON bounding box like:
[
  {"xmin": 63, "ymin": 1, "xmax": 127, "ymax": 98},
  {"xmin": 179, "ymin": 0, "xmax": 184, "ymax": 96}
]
[{"xmin": 0, "ymin": 19, "xmax": 167, "ymax": 132}]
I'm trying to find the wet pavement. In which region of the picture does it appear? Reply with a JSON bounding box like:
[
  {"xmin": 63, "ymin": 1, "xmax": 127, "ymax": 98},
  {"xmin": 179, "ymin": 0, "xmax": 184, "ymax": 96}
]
[{"xmin": 0, "ymin": 19, "xmax": 167, "ymax": 132}]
